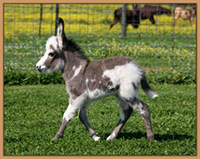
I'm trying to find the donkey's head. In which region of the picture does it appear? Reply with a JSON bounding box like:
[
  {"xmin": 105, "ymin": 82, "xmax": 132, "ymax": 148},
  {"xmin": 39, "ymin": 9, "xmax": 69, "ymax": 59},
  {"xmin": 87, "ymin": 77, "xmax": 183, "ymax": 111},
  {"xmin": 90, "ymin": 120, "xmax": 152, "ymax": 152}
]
[{"xmin": 36, "ymin": 18, "xmax": 66, "ymax": 73}]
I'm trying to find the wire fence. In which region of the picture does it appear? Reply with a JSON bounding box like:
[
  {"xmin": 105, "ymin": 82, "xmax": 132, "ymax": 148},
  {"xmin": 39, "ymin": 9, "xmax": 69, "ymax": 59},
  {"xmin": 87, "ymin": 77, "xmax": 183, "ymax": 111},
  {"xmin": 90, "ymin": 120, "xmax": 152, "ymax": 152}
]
[{"xmin": 4, "ymin": 3, "xmax": 196, "ymax": 74}]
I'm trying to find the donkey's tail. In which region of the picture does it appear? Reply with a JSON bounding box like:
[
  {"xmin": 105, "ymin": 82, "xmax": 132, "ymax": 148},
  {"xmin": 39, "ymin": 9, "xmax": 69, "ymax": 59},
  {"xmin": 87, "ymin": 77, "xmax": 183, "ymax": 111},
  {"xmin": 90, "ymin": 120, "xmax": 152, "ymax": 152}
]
[{"xmin": 141, "ymin": 74, "xmax": 159, "ymax": 99}]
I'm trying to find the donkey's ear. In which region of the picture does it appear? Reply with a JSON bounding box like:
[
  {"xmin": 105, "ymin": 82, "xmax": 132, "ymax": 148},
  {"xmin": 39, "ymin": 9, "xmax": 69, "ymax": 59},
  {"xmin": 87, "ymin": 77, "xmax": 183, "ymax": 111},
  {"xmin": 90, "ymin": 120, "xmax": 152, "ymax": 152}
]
[
  {"xmin": 56, "ymin": 18, "xmax": 65, "ymax": 49},
  {"xmin": 57, "ymin": 18, "xmax": 64, "ymax": 36}
]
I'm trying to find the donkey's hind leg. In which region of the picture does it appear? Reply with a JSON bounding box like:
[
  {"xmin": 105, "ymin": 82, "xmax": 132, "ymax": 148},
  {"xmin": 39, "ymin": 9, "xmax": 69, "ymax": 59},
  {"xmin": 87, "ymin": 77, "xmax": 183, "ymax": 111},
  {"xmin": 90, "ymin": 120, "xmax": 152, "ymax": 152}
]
[
  {"xmin": 79, "ymin": 104, "xmax": 100, "ymax": 141},
  {"xmin": 106, "ymin": 97, "xmax": 133, "ymax": 140},
  {"xmin": 119, "ymin": 83, "xmax": 154, "ymax": 141},
  {"xmin": 128, "ymin": 97, "xmax": 154, "ymax": 141}
]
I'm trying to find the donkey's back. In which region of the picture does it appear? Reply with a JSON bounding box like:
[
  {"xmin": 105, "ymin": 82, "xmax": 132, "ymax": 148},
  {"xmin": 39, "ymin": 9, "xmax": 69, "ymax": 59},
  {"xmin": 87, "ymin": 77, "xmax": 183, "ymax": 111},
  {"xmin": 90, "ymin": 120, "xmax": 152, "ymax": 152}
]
[{"xmin": 77, "ymin": 56, "xmax": 158, "ymax": 101}]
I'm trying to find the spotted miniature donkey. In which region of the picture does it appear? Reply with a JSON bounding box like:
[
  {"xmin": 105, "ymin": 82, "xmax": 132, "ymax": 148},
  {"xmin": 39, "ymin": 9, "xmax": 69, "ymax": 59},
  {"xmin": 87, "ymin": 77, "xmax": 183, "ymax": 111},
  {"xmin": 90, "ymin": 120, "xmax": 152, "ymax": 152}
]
[{"xmin": 36, "ymin": 18, "xmax": 158, "ymax": 142}]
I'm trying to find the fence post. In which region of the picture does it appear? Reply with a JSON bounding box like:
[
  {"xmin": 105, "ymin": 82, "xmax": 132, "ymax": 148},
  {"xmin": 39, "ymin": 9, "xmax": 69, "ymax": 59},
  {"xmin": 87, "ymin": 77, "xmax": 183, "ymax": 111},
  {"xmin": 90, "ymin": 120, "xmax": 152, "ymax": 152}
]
[
  {"xmin": 171, "ymin": 5, "xmax": 175, "ymax": 68},
  {"xmin": 39, "ymin": 4, "xmax": 43, "ymax": 37},
  {"xmin": 55, "ymin": 4, "xmax": 59, "ymax": 35},
  {"xmin": 121, "ymin": 4, "xmax": 127, "ymax": 38}
]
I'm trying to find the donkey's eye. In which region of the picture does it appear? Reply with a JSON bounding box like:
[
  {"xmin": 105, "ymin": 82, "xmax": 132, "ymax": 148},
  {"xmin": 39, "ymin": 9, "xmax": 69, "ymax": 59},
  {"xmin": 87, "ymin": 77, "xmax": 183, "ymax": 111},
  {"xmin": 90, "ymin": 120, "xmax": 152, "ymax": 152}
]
[{"xmin": 48, "ymin": 52, "xmax": 55, "ymax": 57}]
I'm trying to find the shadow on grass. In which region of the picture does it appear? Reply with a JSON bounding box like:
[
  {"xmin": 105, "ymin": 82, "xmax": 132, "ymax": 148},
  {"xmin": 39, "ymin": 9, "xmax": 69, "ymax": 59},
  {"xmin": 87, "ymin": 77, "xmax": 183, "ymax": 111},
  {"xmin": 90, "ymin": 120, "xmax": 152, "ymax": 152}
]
[{"xmin": 113, "ymin": 131, "xmax": 194, "ymax": 141}]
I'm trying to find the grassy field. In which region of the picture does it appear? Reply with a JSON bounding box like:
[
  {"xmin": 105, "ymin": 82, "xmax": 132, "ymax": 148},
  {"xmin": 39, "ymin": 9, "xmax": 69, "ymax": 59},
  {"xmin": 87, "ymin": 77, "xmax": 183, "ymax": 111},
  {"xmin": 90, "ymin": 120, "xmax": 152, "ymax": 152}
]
[{"xmin": 4, "ymin": 84, "xmax": 196, "ymax": 155}]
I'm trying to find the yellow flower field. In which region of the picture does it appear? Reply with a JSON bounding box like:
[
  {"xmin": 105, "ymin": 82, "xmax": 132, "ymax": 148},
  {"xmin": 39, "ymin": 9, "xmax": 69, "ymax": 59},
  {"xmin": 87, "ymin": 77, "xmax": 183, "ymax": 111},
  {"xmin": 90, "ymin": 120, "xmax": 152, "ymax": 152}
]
[
  {"xmin": 4, "ymin": 4, "xmax": 196, "ymax": 74},
  {"xmin": 4, "ymin": 4, "xmax": 196, "ymax": 37}
]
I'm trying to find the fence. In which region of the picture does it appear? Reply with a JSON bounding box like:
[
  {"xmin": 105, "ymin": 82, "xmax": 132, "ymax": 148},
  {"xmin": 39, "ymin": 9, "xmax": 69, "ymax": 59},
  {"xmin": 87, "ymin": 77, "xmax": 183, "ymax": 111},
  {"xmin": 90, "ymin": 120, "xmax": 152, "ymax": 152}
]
[{"xmin": 4, "ymin": 3, "xmax": 196, "ymax": 84}]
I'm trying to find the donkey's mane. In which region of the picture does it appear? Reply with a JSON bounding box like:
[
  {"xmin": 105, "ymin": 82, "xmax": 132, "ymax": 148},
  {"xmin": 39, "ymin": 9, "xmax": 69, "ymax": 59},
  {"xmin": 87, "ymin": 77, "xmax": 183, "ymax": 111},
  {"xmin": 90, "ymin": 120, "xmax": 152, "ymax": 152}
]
[{"xmin": 64, "ymin": 37, "xmax": 89, "ymax": 61}]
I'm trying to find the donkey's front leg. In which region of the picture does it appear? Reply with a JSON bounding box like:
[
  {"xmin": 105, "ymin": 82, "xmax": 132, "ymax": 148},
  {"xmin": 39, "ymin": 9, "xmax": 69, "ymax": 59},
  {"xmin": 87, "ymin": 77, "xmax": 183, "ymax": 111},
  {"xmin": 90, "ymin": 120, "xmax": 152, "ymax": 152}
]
[
  {"xmin": 52, "ymin": 95, "xmax": 86, "ymax": 141},
  {"xmin": 79, "ymin": 105, "xmax": 100, "ymax": 141},
  {"xmin": 52, "ymin": 104, "xmax": 78, "ymax": 141}
]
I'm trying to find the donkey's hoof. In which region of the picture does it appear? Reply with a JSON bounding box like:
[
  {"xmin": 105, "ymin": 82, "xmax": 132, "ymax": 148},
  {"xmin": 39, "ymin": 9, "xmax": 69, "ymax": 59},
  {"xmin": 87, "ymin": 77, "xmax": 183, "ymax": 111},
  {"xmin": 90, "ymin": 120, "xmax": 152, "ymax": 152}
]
[
  {"xmin": 92, "ymin": 135, "xmax": 100, "ymax": 141},
  {"xmin": 51, "ymin": 138, "xmax": 58, "ymax": 143},
  {"xmin": 106, "ymin": 136, "xmax": 112, "ymax": 141},
  {"xmin": 106, "ymin": 134, "xmax": 116, "ymax": 141},
  {"xmin": 147, "ymin": 135, "xmax": 154, "ymax": 142},
  {"xmin": 51, "ymin": 134, "xmax": 62, "ymax": 142},
  {"xmin": 51, "ymin": 137, "xmax": 58, "ymax": 142}
]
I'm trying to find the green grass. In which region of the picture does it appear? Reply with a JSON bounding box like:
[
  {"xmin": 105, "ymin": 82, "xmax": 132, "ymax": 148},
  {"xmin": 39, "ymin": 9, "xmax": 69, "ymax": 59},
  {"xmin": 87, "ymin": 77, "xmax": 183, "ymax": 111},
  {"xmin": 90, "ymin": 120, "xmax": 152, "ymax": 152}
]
[
  {"xmin": 4, "ymin": 32, "xmax": 196, "ymax": 73},
  {"xmin": 4, "ymin": 84, "xmax": 196, "ymax": 155}
]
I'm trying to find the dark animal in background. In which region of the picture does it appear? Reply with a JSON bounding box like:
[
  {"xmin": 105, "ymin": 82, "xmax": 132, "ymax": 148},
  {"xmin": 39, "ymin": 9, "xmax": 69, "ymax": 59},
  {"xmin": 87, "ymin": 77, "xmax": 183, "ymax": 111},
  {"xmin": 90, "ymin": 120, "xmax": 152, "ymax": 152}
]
[
  {"xmin": 110, "ymin": 5, "xmax": 140, "ymax": 30},
  {"xmin": 173, "ymin": 6, "xmax": 196, "ymax": 26},
  {"xmin": 140, "ymin": 4, "xmax": 171, "ymax": 25},
  {"xmin": 110, "ymin": 4, "xmax": 172, "ymax": 30}
]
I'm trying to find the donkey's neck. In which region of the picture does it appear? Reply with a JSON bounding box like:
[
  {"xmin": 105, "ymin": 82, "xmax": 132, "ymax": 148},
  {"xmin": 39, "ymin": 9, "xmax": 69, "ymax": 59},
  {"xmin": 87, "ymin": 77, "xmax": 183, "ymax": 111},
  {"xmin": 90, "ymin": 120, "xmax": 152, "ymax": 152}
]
[
  {"xmin": 61, "ymin": 51, "xmax": 89, "ymax": 81},
  {"xmin": 63, "ymin": 38, "xmax": 88, "ymax": 61}
]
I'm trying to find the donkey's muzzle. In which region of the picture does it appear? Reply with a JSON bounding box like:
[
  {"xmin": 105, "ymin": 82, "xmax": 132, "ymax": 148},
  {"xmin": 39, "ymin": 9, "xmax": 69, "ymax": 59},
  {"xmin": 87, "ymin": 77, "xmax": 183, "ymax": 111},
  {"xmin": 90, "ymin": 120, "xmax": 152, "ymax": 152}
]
[{"xmin": 36, "ymin": 65, "xmax": 42, "ymax": 72}]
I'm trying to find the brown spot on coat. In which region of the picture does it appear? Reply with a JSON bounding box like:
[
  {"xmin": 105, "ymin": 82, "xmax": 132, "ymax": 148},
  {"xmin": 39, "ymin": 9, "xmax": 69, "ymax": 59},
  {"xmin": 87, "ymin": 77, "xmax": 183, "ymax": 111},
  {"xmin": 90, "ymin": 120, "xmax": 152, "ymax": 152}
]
[{"xmin": 62, "ymin": 53, "xmax": 135, "ymax": 98}]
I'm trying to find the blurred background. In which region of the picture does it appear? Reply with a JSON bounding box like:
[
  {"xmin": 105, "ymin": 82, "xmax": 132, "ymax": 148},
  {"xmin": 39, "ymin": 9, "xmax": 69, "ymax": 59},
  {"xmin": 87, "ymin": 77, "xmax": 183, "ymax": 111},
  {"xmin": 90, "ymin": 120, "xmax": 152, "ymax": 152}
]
[{"xmin": 4, "ymin": 4, "xmax": 196, "ymax": 85}]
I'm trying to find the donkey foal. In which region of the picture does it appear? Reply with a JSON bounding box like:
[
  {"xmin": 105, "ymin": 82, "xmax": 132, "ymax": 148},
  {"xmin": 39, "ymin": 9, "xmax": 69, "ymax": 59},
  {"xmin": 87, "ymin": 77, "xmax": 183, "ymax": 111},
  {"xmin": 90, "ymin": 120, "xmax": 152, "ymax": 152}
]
[{"xmin": 36, "ymin": 18, "xmax": 158, "ymax": 142}]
